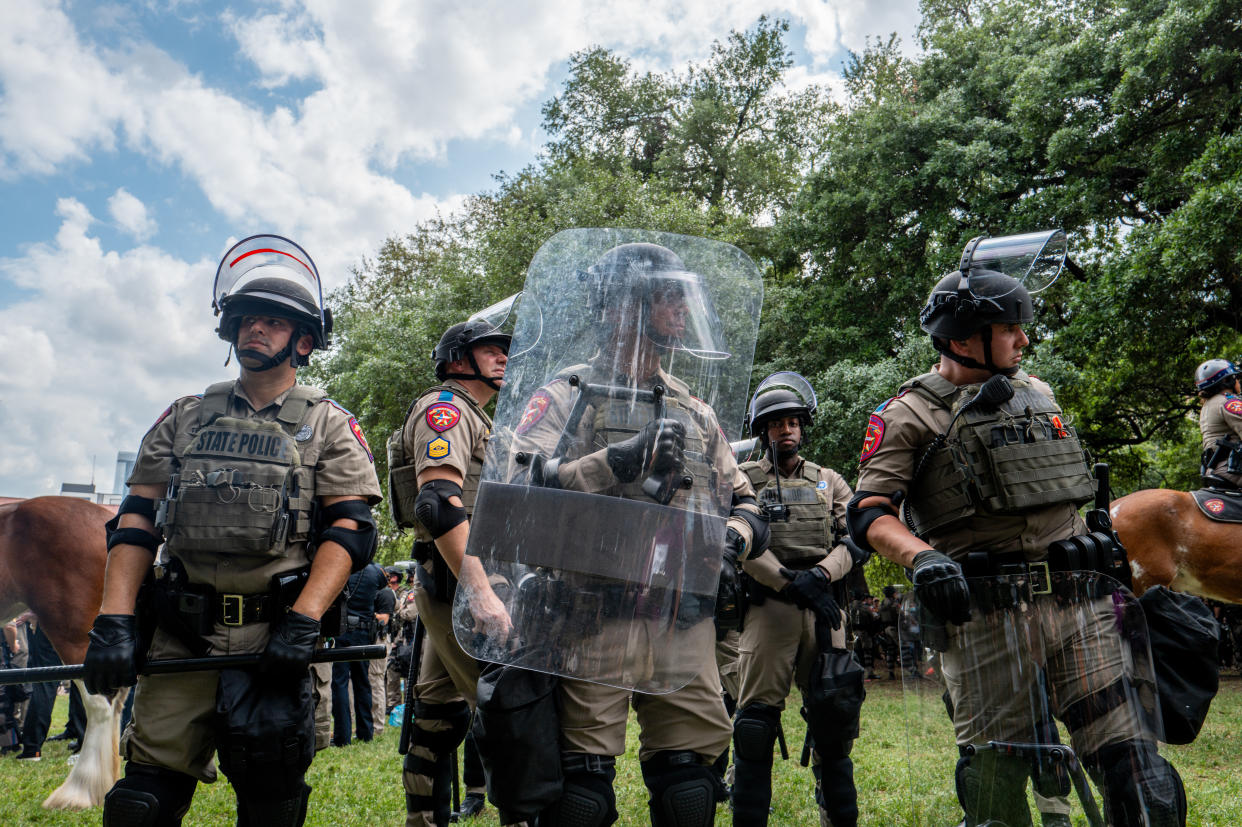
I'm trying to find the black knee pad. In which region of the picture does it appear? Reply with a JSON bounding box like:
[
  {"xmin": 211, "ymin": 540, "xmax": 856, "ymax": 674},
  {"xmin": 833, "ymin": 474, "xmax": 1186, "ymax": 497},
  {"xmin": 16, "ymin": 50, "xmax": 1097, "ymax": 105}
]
[
  {"xmin": 1088, "ymin": 740, "xmax": 1186, "ymax": 827},
  {"xmin": 236, "ymin": 783, "xmax": 311, "ymax": 827},
  {"xmin": 733, "ymin": 703, "xmax": 780, "ymax": 764},
  {"xmin": 641, "ymin": 751, "xmax": 719, "ymax": 827},
  {"xmin": 543, "ymin": 753, "xmax": 617, "ymax": 827},
  {"xmin": 411, "ymin": 699, "xmax": 471, "ymax": 754},
  {"xmin": 104, "ymin": 763, "xmax": 197, "ymax": 827}
]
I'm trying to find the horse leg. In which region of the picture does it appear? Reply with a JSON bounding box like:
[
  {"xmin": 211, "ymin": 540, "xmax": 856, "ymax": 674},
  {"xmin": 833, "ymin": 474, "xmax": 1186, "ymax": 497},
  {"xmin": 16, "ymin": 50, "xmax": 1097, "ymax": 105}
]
[{"xmin": 42, "ymin": 681, "xmax": 125, "ymax": 810}]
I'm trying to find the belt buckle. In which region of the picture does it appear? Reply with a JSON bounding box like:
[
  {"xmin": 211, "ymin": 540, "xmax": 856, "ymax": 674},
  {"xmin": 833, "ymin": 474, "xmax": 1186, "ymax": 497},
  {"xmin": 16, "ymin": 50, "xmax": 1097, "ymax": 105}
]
[
  {"xmin": 221, "ymin": 594, "xmax": 244, "ymax": 626},
  {"xmin": 1029, "ymin": 561, "xmax": 1052, "ymax": 595}
]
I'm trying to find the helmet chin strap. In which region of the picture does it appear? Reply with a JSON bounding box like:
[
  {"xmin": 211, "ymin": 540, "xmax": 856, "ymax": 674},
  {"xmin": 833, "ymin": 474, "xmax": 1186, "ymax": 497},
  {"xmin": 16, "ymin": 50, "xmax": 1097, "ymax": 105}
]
[
  {"xmin": 235, "ymin": 339, "xmax": 295, "ymax": 372},
  {"xmin": 444, "ymin": 351, "xmax": 502, "ymax": 390},
  {"xmin": 937, "ymin": 327, "xmax": 1019, "ymax": 377}
]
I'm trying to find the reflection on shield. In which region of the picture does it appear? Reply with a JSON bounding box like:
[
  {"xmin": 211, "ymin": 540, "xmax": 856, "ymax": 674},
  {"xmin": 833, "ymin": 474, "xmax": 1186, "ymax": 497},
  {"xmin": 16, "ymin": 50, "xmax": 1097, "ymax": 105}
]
[
  {"xmin": 451, "ymin": 228, "xmax": 762, "ymax": 693},
  {"xmin": 901, "ymin": 572, "xmax": 1158, "ymax": 827}
]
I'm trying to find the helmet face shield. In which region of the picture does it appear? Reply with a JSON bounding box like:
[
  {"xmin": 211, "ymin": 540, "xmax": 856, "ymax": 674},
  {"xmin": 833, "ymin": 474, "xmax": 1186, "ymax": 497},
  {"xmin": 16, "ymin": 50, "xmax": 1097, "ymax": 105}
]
[
  {"xmin": 587, "ymin": 249, "xmax": 731, "ymax": 360},
  {"xmin": 468, "ymin": 292, "xmax": 537, "ymax": 359},
  {"xmin": 962, "ymin": 229, "xmax": 1066, "ymax": 297},
  {"xmin": 214, "ymin": 235, "xmax": 325, "ymax": 326}
]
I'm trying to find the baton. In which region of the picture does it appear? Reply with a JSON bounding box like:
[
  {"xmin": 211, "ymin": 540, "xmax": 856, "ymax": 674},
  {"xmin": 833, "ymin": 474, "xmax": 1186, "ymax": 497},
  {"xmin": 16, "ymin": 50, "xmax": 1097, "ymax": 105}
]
[{"xmin": 0, "ymin": 644, "xmax": 387, "ymax": 686}]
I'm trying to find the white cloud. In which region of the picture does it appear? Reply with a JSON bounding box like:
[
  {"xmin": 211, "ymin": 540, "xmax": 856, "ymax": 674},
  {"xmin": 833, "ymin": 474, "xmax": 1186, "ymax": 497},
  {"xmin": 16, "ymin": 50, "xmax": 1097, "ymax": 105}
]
[
  {"xmin": 0, "ymin": 200, "xmax": 221, "ymax": 496},
  {"xmin": 0, "ymin": 0, "xmax": 129, "ymax": 177},
  {"xmin": 108, "ymin": 188, "xmax": 157, "ymax": 240}
]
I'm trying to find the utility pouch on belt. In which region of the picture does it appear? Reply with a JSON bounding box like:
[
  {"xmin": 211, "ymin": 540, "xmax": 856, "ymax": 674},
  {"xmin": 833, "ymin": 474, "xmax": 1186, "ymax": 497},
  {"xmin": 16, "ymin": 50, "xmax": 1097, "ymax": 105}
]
[{"xmin": 270, "ymin": 568, "xmax": 345, "ymax": 637}]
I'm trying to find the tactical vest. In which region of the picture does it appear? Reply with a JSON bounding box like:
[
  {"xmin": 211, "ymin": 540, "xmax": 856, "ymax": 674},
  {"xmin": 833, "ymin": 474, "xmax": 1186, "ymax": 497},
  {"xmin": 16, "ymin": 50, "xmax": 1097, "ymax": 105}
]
[
  {"xmin": 589, "ymin": 384, "xmax": 718, "ymax": 512},
  {"xmin": 904, "ymin": 372, "xmax": 1095, "ymax": 536},
  {"xmin": 388, "ymin": 384, "xmax": 490, "ymax": 538},
  {"xmin": 741, "ymin": 460, "xmax": 831, "ymax": 568},
  {"xmin": 158, "ymin": 382, "xmax": 323, "ymax": 558}
]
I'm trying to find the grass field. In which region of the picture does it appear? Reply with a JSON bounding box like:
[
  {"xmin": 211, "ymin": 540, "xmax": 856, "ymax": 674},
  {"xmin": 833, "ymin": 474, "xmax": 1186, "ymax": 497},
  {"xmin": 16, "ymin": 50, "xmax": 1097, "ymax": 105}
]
[{"xmin": 5, "ymin": 676, "xmax": 1241, "ymax": 825}]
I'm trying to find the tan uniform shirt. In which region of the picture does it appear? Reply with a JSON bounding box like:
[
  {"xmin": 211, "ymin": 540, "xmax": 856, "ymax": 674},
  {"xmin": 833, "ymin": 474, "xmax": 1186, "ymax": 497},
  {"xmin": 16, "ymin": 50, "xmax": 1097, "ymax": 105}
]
[
  {"xmin": 856, "ymin": 369, "xmax": 1082, "ymax": 560},
  {"xmin": 130, "ymin": 380, "xmax": 382, "ymax": 594},
  {"xmin": 741, "ymin": 456, "xmax": 854, "ymax": 591},
  {"xmin": 1199, "ymin": 391, "xmax": 1242, "ymax": 450}
]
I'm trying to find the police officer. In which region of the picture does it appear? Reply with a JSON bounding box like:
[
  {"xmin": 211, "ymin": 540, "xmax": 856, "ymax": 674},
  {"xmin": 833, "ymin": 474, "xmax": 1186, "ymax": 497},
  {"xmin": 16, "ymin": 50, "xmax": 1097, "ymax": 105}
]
[
  {"xmin": 389, "ymin": 319, "xmax": 510, "ymax": 827},
  {"xmin": 731, "ymin": 372, "xmax": 859, "ymax": 827},
  {"xmin": 82, "ymin": 234, "xmax": 382, "ymax": 827},
  {"xmin": 847, "ymin": 242, "xmax": 1185, "ymax": 827},
  {"xmin": 1196, "ymin": 359, "xmax": 1242, "ymax": 488},
  {"xmin": 506, "ymin": 242, "xmax": 768, "ymax": 827},
  {"xmin": 331, "ymin": 561, "xmax": 387, "ymax": 745}
]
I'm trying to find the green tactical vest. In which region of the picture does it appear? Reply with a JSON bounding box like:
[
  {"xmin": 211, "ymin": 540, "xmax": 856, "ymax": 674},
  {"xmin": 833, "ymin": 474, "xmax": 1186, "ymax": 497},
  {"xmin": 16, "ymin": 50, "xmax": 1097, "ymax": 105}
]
[
  {"xmin": 741, "ymin": 460, "xmax": 831, "ymax": 568},
  {"xmin": 388, "ymin": 384, "xmax": 490, "ymax": 537},
  {"xmin": 904, "ymin": 371, "xmax": 1095, "ymax": 536},
  {"xmin": 590, "ymin": 385, "xmax": 717, "ymax": 512},
  {"xmin": 159, "ymin": 381, "xmax": 323, "ymax": 558}
]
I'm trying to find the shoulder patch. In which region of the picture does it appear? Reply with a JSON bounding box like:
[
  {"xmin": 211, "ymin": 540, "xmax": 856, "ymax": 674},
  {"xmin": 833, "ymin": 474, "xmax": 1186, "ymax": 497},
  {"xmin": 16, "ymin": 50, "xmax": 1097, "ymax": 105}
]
[
  {"xmin": 348, "ymin": 417, "xmax": 373, "ymax": 462},
  {"xmin": 860, "ymin": 414, "xmax": 886, "ymax": 462},
  {"xmin": 426, "ymin": 402, "xmax": 461, "ymax": 433},
  {"xmin": 516, "ymin": 391, "xmax": 552, "ymax": 434},
  {"xmin": 1225, "ymin": 398, "xmax": 1242, "ymax": 417},
  {"xmin": 427, "ymin": 436, "xmax": 451, "ymax": 459},
  {"xmin": 816, "ymin": 480, "xmax": 828, "ymax": 490},
  {"xmin": 437, "ymin": 390, "xmax": 454, "ymax": 401}
]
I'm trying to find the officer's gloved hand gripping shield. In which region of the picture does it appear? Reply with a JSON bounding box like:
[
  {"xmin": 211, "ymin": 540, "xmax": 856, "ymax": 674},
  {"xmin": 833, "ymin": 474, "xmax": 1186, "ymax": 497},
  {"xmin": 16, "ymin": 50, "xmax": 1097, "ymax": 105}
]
[
  {"xmin": 452, "ymin": 228, "xmax": 762, "ymax": 693},
  {"xmin": 900, "ymin": 572, "xmax": 1167, "ymax": 827}
]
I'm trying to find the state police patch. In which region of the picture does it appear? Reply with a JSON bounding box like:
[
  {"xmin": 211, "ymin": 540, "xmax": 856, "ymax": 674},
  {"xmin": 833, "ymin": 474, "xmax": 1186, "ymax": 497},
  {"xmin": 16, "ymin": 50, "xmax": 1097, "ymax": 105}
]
[
  {"xmin": 426, "ymin": 402, "xmax": 461, "ymax": 433},
  {"xmin": 348, "ymin": 417, "xmax": 373, "ymax": 461},
  {"xmin": 860, "ymin": 414, "xmax": 885, "ymax": 461},
  {"xmin": 1225, "ymin": 398, "xmax": 1242, "ymax": 417},
  {"xmin": 516, "ymin": 391, "xmax": 551, "ymax": 434}
]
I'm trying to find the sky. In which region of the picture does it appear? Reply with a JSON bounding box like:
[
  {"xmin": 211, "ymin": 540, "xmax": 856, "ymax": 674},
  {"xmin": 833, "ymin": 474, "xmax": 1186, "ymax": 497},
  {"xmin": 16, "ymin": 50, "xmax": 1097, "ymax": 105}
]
[{"xmin": 0, "ymin": 0, "xmax": 921, "ymax": 498}]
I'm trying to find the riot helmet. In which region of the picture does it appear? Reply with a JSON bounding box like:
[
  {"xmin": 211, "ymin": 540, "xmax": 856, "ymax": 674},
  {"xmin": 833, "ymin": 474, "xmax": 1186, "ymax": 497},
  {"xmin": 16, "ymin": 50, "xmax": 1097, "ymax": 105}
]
[
  {"xmin": 747, "ymin": 371, "xmax": 817, "ymax": 456},
  {"xmin": 919, "ymin": 230, "xmax": 1065, "ymax": 376},
  {"xmin": 1195, "ymin": 359, "xmax": 1240, "ymax": 396},
  {"xmin": 582, "ymin": 242, "xmax": 730, "ymax": 360},
  {"xmin": 213, "ymin": 234, "xmax": 331, "ymax": 370},
  {"xmin": 434, "ymin": 318, "xmax": 512, "ymax": 391}
]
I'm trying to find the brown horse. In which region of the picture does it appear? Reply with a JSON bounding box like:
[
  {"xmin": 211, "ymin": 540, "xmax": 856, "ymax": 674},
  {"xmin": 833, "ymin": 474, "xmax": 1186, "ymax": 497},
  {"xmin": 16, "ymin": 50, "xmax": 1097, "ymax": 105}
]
[
  {"xmin": 1111, "ymin": 488, "xmax": 1242, "ymax": 603},
  {"xmin": 0, "ymin": 496, "xmax": 125, "ymax": 809}
]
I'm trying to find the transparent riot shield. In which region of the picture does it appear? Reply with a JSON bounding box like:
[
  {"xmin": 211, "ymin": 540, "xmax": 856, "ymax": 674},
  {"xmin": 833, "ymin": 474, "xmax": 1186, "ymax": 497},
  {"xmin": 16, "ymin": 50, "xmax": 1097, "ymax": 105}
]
[
  {"xmin": 902, "ymin": 571, "xmax": 1161, "ymax": 827},
  {"xmin": 453, "ymin": 228, "xmax": 762, "ymax": 693}
]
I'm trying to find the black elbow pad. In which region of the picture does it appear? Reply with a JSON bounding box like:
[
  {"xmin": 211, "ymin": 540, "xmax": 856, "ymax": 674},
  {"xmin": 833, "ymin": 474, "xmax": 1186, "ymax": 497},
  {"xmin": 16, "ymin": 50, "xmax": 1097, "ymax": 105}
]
[
  {"xmin": 845, "ymin": 491, "xmax": 899, "ymax": 556},
  {"xmin": 414, "ymin": 479, "xmax": 467, "ymax": 539},
  {"xmin": 318, "ymin": 499, "xmax": 378, "ymax": 572},
  {"xmin": 731, "ymin": 496, "xmax": 770, "ymax": 556}
]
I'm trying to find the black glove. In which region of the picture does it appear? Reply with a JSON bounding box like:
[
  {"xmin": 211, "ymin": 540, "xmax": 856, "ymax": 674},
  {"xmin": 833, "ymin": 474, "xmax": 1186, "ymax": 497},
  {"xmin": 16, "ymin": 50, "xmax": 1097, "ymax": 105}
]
[
  {"xmin": 261, "ymin": 609, "xmax": 320, "ymax": 678},
  {"xmin": 715, "ymin": 533, "xmax": 745, "ymax": 638},
  {"xmin": 83, "ymin": 614, "xmax": 140, "ymax": 696},
  {"xmin": 911, "ymin": 549, "xmax": 972, "ymax": 625},
  {"xmin": 780, "ymin": 567, "xmax": 841, "ymax": 631},
  {"xmin": 606, "ymin": 418, "xmax": 686, "ymax": 483}
]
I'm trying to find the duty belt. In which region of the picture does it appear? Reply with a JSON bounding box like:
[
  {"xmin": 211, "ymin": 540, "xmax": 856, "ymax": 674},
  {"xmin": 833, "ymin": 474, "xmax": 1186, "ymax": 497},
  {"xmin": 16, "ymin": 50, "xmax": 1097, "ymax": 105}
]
[{"xmin": 216, "ymin": 592, "xmax": 278, "ymax": 626}]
